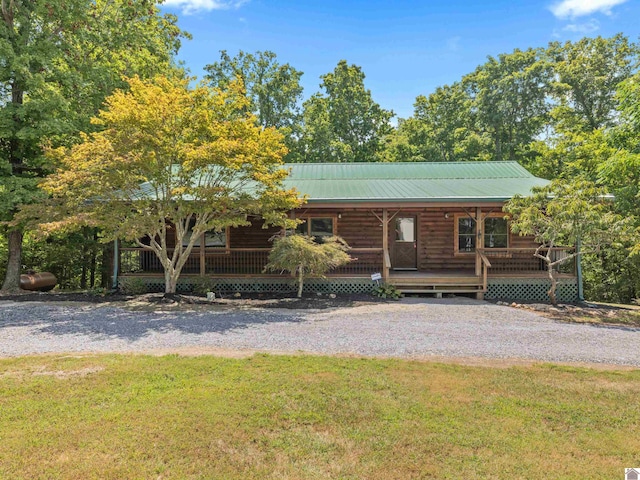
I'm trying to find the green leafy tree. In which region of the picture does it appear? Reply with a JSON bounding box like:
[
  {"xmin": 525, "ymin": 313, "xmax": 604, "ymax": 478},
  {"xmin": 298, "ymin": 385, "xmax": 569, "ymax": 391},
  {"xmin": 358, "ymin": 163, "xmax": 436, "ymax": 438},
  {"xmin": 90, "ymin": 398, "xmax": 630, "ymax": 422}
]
[
  {"xmin": 464, "ymin": 47, "xmax": 553, "ymax": 164},
  {"xmin": 413, "ymin": 83, "xmax": 491, "ymax": 162},
  {"xmin": 379, "ymin": 117, "xmax": 433, "ymax": 163},
  {"xmin": 602, "ymin": 77, "xmax": 640, "ymax": 228},
  {"xmin": 205, "ymin": 50, "xmax": 303, "ymax": 131},
  {"xmin": 300, "ymin": 60, "xmax": 394, "ymax": 162},
  {"xmin": 505, "ymin": 180, "xmax": 621, "ymax": 304},
  {"xmin": 0, "ymin": 0, "xmax": 186, "ymax": 291},
  {"xmin": 548, "ymin": 34, "xmax": 638, "ymax": 132},
  {"xmin": 529, "ymin": 126, "xmax": 615, "ymax": 180},
  {"xmin": 528, "ymin": 35, "xmax": 638, "ymax": 180},
  {"xmin": 265, "ymin": 235, "xmax": 351, "ymax": 298},
  {"xmin": 29, "ymin": 76, "xmax": 301, "ymax": 294},
  {"xmin": 204, "ymin": 50, "xmax": 304, "ymax": 161}
]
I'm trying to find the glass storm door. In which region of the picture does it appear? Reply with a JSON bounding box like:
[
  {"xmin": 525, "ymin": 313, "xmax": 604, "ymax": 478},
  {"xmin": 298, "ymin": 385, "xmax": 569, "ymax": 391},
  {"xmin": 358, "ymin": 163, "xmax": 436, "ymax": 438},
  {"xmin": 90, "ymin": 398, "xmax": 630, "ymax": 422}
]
[{"xmin": 392, "ymin": 216, "xmax": 417, "ymax": 270}]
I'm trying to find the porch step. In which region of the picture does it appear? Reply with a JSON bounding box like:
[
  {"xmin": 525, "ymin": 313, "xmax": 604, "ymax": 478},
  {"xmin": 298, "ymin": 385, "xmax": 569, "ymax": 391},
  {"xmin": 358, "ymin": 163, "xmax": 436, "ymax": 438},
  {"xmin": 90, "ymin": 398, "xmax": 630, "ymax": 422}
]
[
  {"xmin": 391, "ymin": 277, "xmax": 481, "ymax": 286},
  {"xmin": 393, "ymin": 282, "xmax": 484, "ymax": 296},
  {"xmin": 398, "ymin": 288, "xmax": 483, "ymax": 294}
]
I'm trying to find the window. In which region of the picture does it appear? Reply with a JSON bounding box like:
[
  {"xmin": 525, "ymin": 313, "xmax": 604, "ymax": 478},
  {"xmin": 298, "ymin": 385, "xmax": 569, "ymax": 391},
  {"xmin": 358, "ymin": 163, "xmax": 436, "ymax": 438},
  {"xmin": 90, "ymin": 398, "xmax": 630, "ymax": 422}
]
[
  {"xmin": 182, "ymin": 222, "xmax": 227, "ymax": 248},
  {"xmin": 395, "ymin": 217, "xmax": 415, "ymax": 242},
  {"xmin": 455, "ymin": 214, "xmax": 509, "ymax": 254},
  {"xmin": 457, "ymin": 217, "xmax": 476, "ymax": 253},
  {"xmin": 295, "ymin": 217, "xmax": 335, "ymax": 241},
  {"xmin": 484, "ymin": 217, "xmax": 508, "ymax": 248}
]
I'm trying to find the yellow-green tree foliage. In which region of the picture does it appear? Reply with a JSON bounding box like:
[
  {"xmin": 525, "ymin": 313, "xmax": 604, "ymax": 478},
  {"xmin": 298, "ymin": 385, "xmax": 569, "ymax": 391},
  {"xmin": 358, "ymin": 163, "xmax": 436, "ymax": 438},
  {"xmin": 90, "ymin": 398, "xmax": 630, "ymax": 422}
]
[{"xmin": 35, "ymin": 76, "xmax": 301, "ymax": 293}]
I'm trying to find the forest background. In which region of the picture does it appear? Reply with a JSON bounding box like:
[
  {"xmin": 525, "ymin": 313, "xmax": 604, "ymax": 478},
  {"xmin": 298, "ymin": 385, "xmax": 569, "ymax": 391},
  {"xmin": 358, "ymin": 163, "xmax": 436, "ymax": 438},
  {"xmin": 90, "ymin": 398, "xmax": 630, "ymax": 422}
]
[{"xmin": 0, "ymin": 1, "xmax": 638, "ymax": 302}]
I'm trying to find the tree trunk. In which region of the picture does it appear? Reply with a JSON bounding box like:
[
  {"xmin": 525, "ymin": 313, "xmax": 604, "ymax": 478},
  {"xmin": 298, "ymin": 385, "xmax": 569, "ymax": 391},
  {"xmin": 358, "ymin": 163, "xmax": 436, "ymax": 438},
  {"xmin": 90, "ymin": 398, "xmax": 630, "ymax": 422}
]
[
  {"xmin": 297, "ymin": 265, "xmax": 304, "ymax": 298},
  {"xmin": 547, "ymin": 261, "xmax": 558, "ymax": 305},
  {"xmin": 89, "ymin": 245, "xmax": 97, "ymax": 289},
  {"xmin": 165, "ymin": 269, "xmax": 178, "ymax": 294},
  {"xmin": 2, "ymin": 229, "xmax": 23, "ymax": 291},
  {"xmin": 2, "ymin": 79, "xmax": 25, "ymax": 293},
  {"xmin": 80, "ymin": 262, "xmax": 88, "ymax": 289}
]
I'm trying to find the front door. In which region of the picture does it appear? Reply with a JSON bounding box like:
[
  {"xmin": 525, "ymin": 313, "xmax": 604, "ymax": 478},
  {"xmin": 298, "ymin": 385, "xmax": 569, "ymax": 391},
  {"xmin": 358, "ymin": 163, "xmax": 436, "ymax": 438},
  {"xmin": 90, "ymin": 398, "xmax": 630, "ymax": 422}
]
[{"xmin": 392, "ymin": 216, "xmax": 417, "ymax": 270}]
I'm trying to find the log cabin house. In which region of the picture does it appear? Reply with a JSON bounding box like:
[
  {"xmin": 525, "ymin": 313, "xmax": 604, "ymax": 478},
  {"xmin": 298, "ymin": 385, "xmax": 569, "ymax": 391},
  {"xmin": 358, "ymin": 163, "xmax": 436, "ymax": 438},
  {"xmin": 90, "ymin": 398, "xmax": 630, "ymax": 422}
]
[{"xmin": 116, "ymin": 161, "xmax": 580, "ymax": 302}]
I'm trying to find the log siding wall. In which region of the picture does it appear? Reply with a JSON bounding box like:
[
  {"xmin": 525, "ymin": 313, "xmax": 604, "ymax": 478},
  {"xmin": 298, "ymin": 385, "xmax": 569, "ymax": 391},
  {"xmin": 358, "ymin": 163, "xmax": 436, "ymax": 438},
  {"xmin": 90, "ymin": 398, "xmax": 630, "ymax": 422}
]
[{"xmin": 162, "ymin": 206, "xmax": 538, "ymax": 272}]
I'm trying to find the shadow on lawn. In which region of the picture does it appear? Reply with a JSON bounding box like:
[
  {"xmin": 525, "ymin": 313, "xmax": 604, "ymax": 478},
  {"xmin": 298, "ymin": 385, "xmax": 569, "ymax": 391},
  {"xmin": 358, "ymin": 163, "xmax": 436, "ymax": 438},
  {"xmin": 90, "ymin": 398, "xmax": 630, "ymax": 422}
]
[{"xmin": 0, "ymin": 302, "xmax": 308, "ymax": 341}]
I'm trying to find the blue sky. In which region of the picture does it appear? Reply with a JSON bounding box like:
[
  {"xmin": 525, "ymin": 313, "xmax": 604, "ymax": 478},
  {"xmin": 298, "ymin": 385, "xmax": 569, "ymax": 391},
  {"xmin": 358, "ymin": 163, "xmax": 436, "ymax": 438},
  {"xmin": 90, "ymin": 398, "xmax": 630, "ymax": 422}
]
[{"xmin": 160, "ymin": 0, "xmax": 640, "ymax": 119}]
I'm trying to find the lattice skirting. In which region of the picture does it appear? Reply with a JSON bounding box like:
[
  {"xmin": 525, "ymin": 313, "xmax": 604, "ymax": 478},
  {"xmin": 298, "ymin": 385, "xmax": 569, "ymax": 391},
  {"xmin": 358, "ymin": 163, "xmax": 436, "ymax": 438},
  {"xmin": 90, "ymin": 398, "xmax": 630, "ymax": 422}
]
[
  {"xmin": 119, "ymin": 275, "xmax": 580, "ymax": 302},
  {"xmin": 119, "ymin": 276, "xmax": 377, "ymax": 295},
  {"xmin": 486, "ymin": 278, "xmax": 579, "ymax": 303}
]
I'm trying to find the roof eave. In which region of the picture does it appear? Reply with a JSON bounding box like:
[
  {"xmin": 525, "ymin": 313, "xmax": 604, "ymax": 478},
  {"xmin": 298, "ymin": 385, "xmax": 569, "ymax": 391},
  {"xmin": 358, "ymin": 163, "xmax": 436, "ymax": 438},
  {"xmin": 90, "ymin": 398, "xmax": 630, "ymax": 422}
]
[{"xmin": 302, "ymin": 196, "xmax": 517, "ymax": 203}]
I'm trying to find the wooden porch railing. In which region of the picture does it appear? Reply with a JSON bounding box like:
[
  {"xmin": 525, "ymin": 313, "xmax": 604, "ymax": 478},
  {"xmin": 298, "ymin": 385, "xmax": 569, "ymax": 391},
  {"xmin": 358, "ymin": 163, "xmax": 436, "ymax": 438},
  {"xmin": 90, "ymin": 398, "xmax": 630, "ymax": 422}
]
[
  {"xmin": 477, "ymin": 247, "xmax": 577, "ymax": 276},
  {"xmin": 478, "ymin": 251, "xmax": 492, "ymax": 293},
  {"xmin": 118, "ymin": 247, "xmax": 384, "ymax": 277}
]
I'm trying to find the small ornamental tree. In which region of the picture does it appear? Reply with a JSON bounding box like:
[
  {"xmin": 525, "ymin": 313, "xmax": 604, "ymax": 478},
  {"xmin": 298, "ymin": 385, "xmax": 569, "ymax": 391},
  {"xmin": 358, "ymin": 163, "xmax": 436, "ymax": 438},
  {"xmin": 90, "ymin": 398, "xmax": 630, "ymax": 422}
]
[
  {"xmin": 28, "ymin": 76, "xmax": 301, "ymax": 294},
  {"xmin": 504, "ymin": 180, "xmax": 621, "ymax": 304},
  {"xmin": 264, "ymin": 235, "xmax": 351, "ymax": 298}
]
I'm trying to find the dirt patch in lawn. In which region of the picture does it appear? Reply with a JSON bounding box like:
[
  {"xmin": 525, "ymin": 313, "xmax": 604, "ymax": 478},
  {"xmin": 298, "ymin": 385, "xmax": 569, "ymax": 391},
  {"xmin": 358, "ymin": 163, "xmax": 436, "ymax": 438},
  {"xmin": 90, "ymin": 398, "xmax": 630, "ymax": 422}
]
[{"xmin": 0, "ymin": 290, "xmax": 388, "ymax": 310}]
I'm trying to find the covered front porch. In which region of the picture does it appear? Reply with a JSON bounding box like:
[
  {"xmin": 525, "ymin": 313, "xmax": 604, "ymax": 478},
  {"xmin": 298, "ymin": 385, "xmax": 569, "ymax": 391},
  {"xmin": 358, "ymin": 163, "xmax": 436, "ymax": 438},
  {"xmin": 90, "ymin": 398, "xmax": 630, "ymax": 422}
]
[{"xmin": 116, "ymin": 204, "xmax": 577, "ymax": 298}]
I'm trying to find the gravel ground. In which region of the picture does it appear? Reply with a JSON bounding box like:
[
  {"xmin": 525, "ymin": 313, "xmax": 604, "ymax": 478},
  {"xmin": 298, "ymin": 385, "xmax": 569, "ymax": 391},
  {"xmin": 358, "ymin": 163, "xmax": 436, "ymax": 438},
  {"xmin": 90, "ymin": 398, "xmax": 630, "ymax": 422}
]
[{"xmin": 0, "ymin": 297, "xmax": 638, "ymax": 366}]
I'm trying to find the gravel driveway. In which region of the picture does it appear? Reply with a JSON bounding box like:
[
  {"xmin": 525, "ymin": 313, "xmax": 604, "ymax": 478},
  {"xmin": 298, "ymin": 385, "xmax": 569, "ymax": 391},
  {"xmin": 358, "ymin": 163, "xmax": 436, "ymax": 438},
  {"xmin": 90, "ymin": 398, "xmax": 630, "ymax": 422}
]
[{"xmin": 0, "ymin": 297, "xmax": 638, "ymax": 366}]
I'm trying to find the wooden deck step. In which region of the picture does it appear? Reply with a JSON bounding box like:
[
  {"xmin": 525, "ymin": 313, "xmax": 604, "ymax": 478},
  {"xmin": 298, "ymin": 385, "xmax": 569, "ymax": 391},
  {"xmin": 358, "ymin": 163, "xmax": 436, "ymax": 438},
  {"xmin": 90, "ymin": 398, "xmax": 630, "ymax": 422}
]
[
  {"xmin": 390, "ymin": 277, "xmax": 481, "ymax": 286},
  {"xmin": 398, "ymin": 288, "xmax": 483, "ymax": 294}
]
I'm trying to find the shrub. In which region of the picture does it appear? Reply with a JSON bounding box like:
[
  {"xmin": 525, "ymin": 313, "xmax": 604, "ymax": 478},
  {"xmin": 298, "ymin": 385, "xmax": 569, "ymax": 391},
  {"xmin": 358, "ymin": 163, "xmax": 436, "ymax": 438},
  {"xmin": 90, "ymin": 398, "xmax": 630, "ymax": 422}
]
[
  {"xmin": 264, "ymin": 235, "xmax": 351, "ymax": 298},
  {"xmin": 372, "ymin": 283, "xmax": 403, "ymax": 300},
  {"xmin": 190, "ymin": 277, "xmax": 217, "ymax": 296},
  {"xmin": 119, "ymin": 277, "xmax": 148, "ymax": 295}
]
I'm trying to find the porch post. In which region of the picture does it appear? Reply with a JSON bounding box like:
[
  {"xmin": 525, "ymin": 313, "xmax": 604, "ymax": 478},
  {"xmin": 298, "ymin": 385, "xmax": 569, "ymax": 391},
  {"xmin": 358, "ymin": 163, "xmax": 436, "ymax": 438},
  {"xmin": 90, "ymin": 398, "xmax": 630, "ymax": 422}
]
[
  {"xmin": 476, "ymin": 207, "xmax": 484, "ymax": 300},
  {"xmin": 382, "ymin": 208, "xmax": 389, "ymax": 282},
  {"xmin": 111, "ymin": 239, "xmax": 119, "ymax": 290},
  {"xmin": 576, "ymin": 236, "xmax": 584, "ymax": 301},
  {"xmin": 199, "ymin": 234, "xmax": 205, "ymax": 276}
]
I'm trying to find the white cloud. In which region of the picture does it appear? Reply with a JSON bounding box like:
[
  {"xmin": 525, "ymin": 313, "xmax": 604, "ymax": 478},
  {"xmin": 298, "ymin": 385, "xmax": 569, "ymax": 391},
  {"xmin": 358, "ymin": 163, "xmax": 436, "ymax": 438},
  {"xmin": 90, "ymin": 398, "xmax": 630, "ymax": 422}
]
[
  {"xmin": 562, "ymin": 18, "xmax": 600, "ymax": 33},
  {"xmin": 162, "ymin": 0, "xmax": 249, "ymax": 15},
  {"xmin": 549, "ymin": 0, "xmax": 628, "ymax": 18}
]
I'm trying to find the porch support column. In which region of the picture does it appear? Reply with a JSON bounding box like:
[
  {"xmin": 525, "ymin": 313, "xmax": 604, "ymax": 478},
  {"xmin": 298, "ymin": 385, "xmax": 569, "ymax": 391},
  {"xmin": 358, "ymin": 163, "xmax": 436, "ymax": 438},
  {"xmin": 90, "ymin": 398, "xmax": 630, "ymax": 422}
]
[
  {"xmin": 576, "ymin": 236, "xmax": 584, "ymax": 301},
  {"xmin": 199, "ymin": 233, "xmax": 205, "ymax": 276},
  {"xmin": 476, "ymin": 207, "xmax": 484, "ymax": 300},
  {"xmin": 382, "ymin": 208, "xmax": 389, "ymax": 282},
  {"xmin": 112, "ymin": 239, "xmax": 119, "ymax": 290}
]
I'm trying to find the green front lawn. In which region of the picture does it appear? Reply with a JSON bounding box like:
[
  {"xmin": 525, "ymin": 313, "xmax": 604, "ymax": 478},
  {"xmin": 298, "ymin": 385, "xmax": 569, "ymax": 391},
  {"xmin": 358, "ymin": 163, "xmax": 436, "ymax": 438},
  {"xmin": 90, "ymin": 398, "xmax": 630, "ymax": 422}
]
[{"xmin": 1, "ymin": 354, "xmax": 639, "ymax": 479}]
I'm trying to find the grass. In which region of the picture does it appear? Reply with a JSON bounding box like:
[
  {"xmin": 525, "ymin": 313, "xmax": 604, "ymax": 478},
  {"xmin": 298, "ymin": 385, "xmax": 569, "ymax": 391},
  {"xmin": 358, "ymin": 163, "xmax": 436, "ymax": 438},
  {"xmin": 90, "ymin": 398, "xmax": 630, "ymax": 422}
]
[{"xmin": 1, "ymin": 354, "xmax": 639, "ymax": 479}]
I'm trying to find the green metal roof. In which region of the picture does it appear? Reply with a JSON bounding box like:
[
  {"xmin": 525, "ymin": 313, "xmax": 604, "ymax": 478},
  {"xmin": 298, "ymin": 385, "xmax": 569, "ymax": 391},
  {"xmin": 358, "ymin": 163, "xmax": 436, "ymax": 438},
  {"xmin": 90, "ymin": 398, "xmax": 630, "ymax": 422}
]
[{"xmin": 282, "ymin": 161, "xmax": 549, "ymax": 203}]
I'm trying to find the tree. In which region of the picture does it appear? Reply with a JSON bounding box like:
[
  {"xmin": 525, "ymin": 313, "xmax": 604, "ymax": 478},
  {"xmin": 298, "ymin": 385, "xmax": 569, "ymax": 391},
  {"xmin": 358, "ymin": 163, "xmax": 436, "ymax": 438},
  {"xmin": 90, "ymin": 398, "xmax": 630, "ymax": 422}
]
[
  {"xmin": 0, "ymin": 0, "xmax": 185, "ymax": 290},
  {"xmin": 299, "ymin": 60, "xmax": 394, "ymax": 162},
  {"xmin": 30, "ymin": 76, "xmax": 301, "ymax": 294},
  {"xmin": 379, "ymin": 117, "xmax": 433, "ymax": 163},
  {"xmin": 504, "ymin": 180, "xmax": 620, "ymax": 304},
  {"xmin": 264, "ymin": 235, "xmax": 351, "ymax": 298},
  {"xmin": 413, "ymin": 83, "xmax": 491, "ymax": 162},
  {"xmin": 204, "ymin": 50, "xmax": 304, "ymax": 162},
  {"xmin": 463, "ymin": 48, "xmax": 553, "ymax": 164},
  {"xmin": 547, "ymin": 34, "xmax": 638, "ymax": 132},
  {"xmin": 204, "ymin": 50, "xmax": 303, "ymax": 131},
  {"xmin": 604, "ymin": 73, "xmax": 640, "ymax": 230}
]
